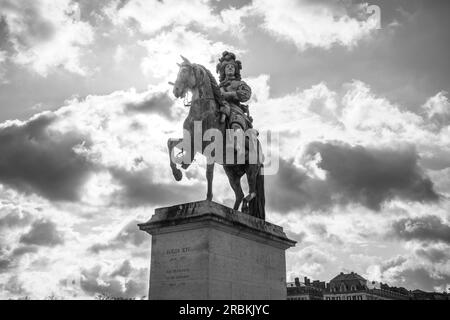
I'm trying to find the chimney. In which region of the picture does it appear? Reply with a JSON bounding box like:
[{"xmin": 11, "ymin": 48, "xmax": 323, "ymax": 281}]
[
  {"xmin": 304, "ymin": 277, "xmax": 310, "ymax": 286},
  {"xmin": 295, "ymin": 277, "xmax": 300, "ymax": 287}
]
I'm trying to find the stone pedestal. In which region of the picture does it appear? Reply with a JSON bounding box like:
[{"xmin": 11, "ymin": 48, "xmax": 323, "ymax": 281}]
[{"xmin": 138, "ymin": 200, "xmax": 296, "ymax": 300}]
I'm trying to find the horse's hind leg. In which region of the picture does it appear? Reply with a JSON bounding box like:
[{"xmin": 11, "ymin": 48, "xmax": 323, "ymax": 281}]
[
  {"xmin": 224, "ymin": 166, "xmax": 244, "ymax": 211},
  {"xmin": 206, "ymin": 163, "xmax": 214, "ymax": 201},
  {"xmin": 242, "ymin": 165, "xmax": 258, "ymax": 214},
  {"xmin": 231, "ymin": 179, "xmax": 244, "ymax": 211},
  {"xmin": 167, "ymin": 138, "xmax": 183, "ymax": 181}
]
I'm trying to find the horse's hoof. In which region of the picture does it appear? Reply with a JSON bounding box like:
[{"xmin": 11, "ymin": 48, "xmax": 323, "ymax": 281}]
[
  {"xmin": 172, "ymin": 169, "xmax": 183, "ymax": 181},
  {"xmin": 242, "ymin": 201, "xmax": 249, "ymax": 214},
  {"xmin": 244, "ymin": 193, "xmax": 256, "ymax": 203},
  {"xmin": 181, "ymin": 163, "xmax": 189, "ymax": 170}
]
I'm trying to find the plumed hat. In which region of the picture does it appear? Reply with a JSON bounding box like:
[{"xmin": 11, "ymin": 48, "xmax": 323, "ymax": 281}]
[{"xmin": 216, "ymin": 51, "xmax": 242, "ymax": 81}]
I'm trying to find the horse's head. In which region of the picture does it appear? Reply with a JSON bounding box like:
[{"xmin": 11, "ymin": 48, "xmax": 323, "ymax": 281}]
[{"xmin": 172, "ymin": 55, "xmax": 196, "ymax": 99}]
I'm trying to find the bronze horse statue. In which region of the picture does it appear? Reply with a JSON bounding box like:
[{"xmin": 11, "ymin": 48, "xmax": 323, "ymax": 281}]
[{"xmin": 168, "ymin": 56, "xmax": 265, "ymax": 220}]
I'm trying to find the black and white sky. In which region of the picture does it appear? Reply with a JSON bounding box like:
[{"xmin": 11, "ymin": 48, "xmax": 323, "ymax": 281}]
[{"xmin": 0, "ymin": 0, "xmax": 450, "ymax": 299}]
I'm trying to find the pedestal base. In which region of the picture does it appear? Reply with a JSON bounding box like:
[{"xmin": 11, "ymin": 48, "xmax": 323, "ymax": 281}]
[{"xmin": 138, "ymin": 201, "xmax": 296, "ymax": 300}]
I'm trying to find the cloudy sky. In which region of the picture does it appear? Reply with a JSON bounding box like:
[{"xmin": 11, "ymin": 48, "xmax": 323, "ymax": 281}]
[{"xmin": 0, "ymin": 0, "xmax": 449, "ymax": 299}]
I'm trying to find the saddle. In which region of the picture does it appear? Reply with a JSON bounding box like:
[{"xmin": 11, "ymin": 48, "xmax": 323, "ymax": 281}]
[{"xmin": 220, "ymin": 102, "xmax": 253, "ymax": 130}]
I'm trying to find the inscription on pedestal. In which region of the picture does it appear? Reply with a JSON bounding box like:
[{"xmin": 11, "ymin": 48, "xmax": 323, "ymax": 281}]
[{"xmin": 165, "ymin": 247, "xmax": 191, "ymax": 281}]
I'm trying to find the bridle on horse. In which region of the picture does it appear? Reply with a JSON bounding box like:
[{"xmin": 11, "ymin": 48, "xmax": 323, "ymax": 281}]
[{"xmin": 180, "ymin": 63, "xmax": 215, "ymax": 107}]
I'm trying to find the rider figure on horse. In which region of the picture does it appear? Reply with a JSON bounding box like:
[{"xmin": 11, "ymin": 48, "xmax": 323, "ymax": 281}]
[{"xmin": 216, "ymin": 51, "xmax": 257, "ymax": 161}]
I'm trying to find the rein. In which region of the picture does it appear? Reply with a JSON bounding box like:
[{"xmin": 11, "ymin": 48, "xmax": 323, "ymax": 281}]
[{"xmin": 184, "ymin": 97, "xmax": 215, "ymax": 107}]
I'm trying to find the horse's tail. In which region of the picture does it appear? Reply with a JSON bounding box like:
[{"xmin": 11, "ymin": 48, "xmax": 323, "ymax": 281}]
[{"xmin": 250, "ymin": 164, "xmax": 265, "ymax": 220}]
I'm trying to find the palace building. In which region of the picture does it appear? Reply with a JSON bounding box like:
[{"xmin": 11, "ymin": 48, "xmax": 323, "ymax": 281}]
[
  {"xmin": 287, "ymin": 277, "xmax": 325, "ymax": 300},
  {"xmin": 323, "ymin": 272, "xmax": 411, "ymax": 300},
  {"xmin": 287, "ymin": 272, "xmax": 419, "ymax": 300}
]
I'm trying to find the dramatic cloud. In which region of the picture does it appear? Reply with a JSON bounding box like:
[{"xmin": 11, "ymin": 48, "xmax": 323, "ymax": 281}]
[
  {"xmin": 415, "ymin": 245, "xmax": 450, "ymax": 264},
  {"xmin": 285, "ymin": 230, "xmax": 307, "ymax": 244},
  {"xmin": 19, "ymin": 219, "xmax": 64, "ymax": 247},
  {"xmin": 420, "ymin": 148, "xmax": 450, "ymax": 171},
  {"xmin": 310, "ymin": 223, "xmax": 343, "ymax": 245},
  {"xmin": 265, "ymin": 158, "xmax": 332, "ymax": 212},
  {"xmin": 247, "ymin": 0, "xmax": 379, "ymax": 50},
  {"xmin": 380, "ymin": 256, "xmax": 407, "ymax": 274},
  {"xmin": 266, "ymin": 142, "xmax": 439, "ymax": 213},
  {"xmin": 138, "ymin": 26, "xmax": 239, "ymax": 79},
  {"xmin": 0, "ymin": 112, "xmax": 94, "ymax": 201},
  {"xmin": 287, "ymin": 245, "xmax": 336, "ymax": 279},
  {"xmin": 80, "ymin": 262, "xmax": 147, "ymax": 298},
  {"xmin": 366, "ymin": 242, "xmax": 450, "ymax": 292},
  {"xmin": 110, "ymin": 260, "xmax": 132, "ymax": 278},
  {"xmin": 391, "ymin": 216, "xmax": 450, "ymax": 244},
  {"xmin": 396, "ymin": 267, "xmax": 450, "ymax": 292},
  {"xmin": 0, "ymin": 0, "xmax": 94, "ymax": 76},
  {"xmin": 105, "ymin": 0, "xmax": 237, "ymax": 35},
  {"xmin": 306, "ymin": 142, "xmax": 439, "ymax": 211},
  {"xmin": 11, "ymin": 245, "xmax": 39, "ymax": 257},
  {"xmin": 0, "ymin": 211, "xmax": 39, "ymax": 273},
  {"xmin": 104, "ymin": 0, "xmax": 379, "ymax": 53},
  {"xmin": 110, "ymin": 167, "xmax": 204, "ymax": 207},
  {"xmin": 423, "ymin": 91, "xmax": 450, "ymax": 130},
  {"xmin": 0, "ymin": 259, "xmax": 10, "ymax": 272},
  {"xmin": 80, "ymin": 265, "xmax": 123, "ymax": 298},
  {"xmin": 89, "ymin": 219, "xmax": 148, "ymax": 254},
  {"xmin": 125, "ymin": 91, "xmax": 175, "ymax": 119},
  {"xmin": 0, "ymin": 211, "xmax": 32, "ymax": 229},
  {"xmin": 250, "ymin": 78, "xmax": 446, "ymax": 164},
  {"xmin": 1, "ymin": 275, "xmax": 28, "ymax": 296},
  {"xmin": 0, "ymin": 83, "xmax": 199, "ymax": 206},
  {"xmin": 340, "ymin": 80, "xmax": 424, "ymax": 134}
]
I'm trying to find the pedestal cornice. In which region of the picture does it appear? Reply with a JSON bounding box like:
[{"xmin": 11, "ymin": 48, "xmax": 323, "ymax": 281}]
[{"xmin": 138, "ymin": 200, "xmax": 296, "ymax": 249}]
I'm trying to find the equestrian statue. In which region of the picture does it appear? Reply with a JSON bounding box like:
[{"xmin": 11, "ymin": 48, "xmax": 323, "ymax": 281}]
[{"xmin": 168, "ymin": 51, "xmax": 265, "ymax": 220}]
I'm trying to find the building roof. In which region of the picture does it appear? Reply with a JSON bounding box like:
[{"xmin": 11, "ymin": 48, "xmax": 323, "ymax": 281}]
[
  {"xmin": 327, "ymin": 272, "xmax": 368, "ymax": 293},
  {"xmin": 330, "ymin": 272, "xmax": 367, "ymax": 283}
]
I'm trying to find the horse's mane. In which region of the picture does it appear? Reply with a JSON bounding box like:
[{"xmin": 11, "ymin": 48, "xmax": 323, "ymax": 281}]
[{"xmin": 196, "ymin": 64, "xmax": 225, "ymax": 108}]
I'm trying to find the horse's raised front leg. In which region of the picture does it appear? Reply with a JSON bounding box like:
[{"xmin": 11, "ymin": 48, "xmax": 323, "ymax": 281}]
[
  {"xmin": 206, "ymin": 163, "xmax": 214, "ymax": 201},
  {"xmin": 167, "ymin": 138, "xmax": 183, "ymax": 181}
]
